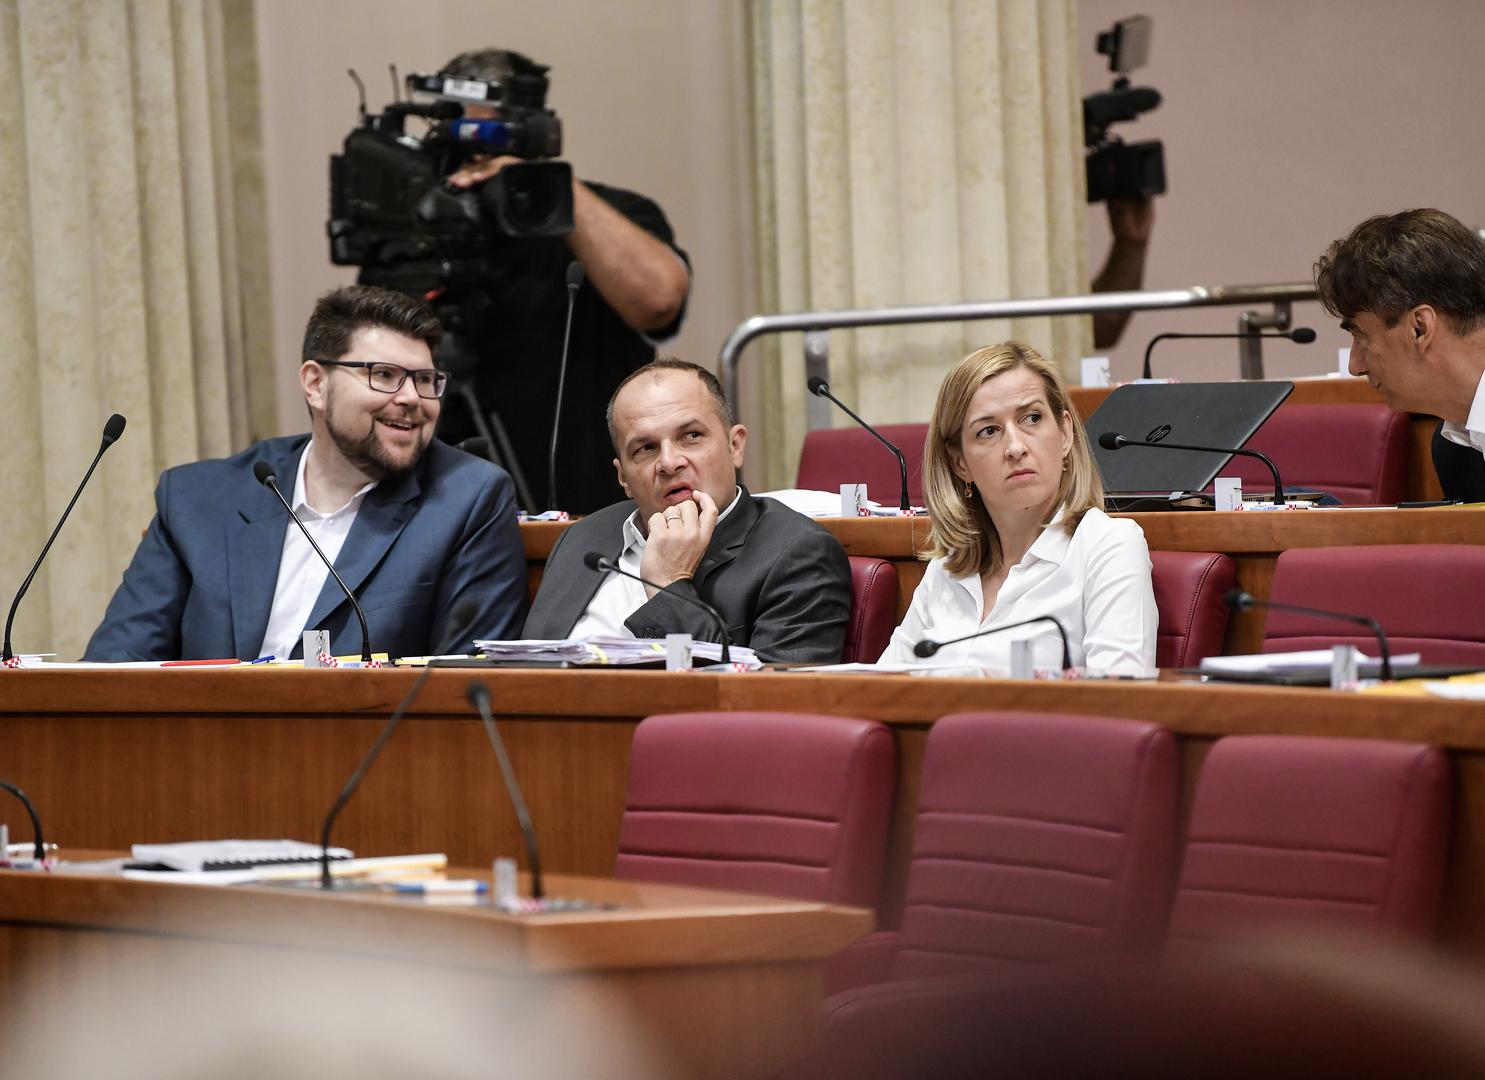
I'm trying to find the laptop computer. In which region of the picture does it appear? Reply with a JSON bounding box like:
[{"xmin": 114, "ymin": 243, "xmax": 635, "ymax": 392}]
[{"xmin": 1084, "ymin": 381, "xmax": 1293, "ymax": 495}]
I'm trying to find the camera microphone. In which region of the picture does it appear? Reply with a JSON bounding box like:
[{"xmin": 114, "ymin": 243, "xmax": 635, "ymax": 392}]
[{"xmin": 546, "ymin": 261, "xmax": 586, "ymax": 512}]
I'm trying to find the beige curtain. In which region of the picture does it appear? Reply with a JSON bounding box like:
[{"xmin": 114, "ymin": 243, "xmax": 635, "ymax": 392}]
[
  {"xmin": 749, "ymin": 0, "xmax": 1089, "ymax": 490},
  {"xmin": 0, "ymin": 0, "xmax": 273, "ymax": 660}
]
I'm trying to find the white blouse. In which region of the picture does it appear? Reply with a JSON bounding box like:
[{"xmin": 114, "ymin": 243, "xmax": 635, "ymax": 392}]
[{"xmin": 878, "ymin": 508, "xmax": 1157, "ymax": 675}]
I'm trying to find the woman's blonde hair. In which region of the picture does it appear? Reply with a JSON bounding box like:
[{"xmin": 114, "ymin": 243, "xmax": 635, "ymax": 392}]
[{"xmin": 922, "ymin": 342, "xmax": 1104, "ymax": 576}]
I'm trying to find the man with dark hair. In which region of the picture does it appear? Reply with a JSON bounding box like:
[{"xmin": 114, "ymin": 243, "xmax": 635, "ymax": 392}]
[
  {"xmin": 85, "ymin": 285, "xmax": 526, "ymax": 661},
  {"xmin": 435, "ymin": 47, "xmax": 690, "ymax": 514},
  {"xmin": 523, "ymin": 359, "xmax": 852, "ymax": 664},
  {"xmin": 1315, "ymin": 208, "xmax": 1485, "ymax": 481}
]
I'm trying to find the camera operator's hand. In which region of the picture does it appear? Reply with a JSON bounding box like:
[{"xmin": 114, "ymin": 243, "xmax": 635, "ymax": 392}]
[
  {"xmin": 1107, "ymin": 196, "xmax": 1155, "ymax": 247},
  {"xmin": 639, "ymin": 490, "xmax": 719, "ymax": 597},
  {"xmin": 1091, "ymin": 196, "xmax": 1156, "ymax": 349},
  {"xmin": 446, "ymin": 153, "xmax": 518, "ymax": 190}
]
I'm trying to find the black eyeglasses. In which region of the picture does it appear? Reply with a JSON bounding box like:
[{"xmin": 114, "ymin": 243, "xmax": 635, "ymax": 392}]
[{"xmin": 319, "ymin": 360, "xmax": 448, "ymax": 399}]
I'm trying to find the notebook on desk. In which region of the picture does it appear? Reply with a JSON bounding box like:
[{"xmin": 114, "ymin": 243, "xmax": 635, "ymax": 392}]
[{"xmin": 1086, "ymin": 381, "xmax": 1293, "ymax": 495}]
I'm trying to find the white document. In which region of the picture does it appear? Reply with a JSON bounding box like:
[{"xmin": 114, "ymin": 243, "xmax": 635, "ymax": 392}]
[
  {"xmin": 130, "ymin": 839, "xmax": 353, "ymax": 873},
  {"xmin": 1200, "ymin": 650, "xmax": 1420, "ymax": 673}
]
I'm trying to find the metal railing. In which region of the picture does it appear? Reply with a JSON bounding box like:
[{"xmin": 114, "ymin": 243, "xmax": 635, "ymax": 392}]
[{"xmin": 718, "ymin": 281, "xmax": 1319, "ymax": 430}]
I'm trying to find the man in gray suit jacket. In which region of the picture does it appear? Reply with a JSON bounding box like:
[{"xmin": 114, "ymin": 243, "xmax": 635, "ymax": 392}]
[
  {"xmin": 523, "ymin": 360, "xmax": 851, "ymax": 663},
  {"xmin": 85, "ymin": 286, "xmax": 526, "ymax": 661}
]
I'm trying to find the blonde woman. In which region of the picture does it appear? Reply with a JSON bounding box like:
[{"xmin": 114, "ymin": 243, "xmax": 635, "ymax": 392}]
[{"xmin": 879, "ymin": 342, "xmax": 1157, "ymax": 674}]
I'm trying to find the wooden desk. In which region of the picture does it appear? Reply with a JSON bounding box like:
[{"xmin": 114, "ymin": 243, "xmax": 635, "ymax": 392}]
[
  {"xmin": 5, "ymin": 669, "xmax": 1485, "ymax": 958},
  {"xmin": 0, "ymin": 866, "xmax": 867, "ymax": 1078},
  {"xmin": 525, "ymin": 508, "xmax": 1485, "ymax": 651}
]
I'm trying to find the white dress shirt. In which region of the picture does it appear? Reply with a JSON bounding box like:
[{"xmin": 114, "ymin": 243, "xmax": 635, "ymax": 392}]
[
  {"xmin": 570, "ymin": 487, "xmax": 743, "ymax": 639},
  {"xmin": 878, "ymin": 507, "xmax": 1157, "ymax": 675},
  {"xmin": 256, "ymin": 444, "xmax": 377, "ymax": 660},
  {"xmin": 1440, "ymin": 369, "xmax": 1485, "ymax": 461}
]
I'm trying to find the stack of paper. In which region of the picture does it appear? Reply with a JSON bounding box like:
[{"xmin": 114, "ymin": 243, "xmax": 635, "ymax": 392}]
[
  {"xmin": 473, "ymin": 637, "xmax": 761, "ymax": 670},
  {"xmin": 1199, "ymin": 649, "xmax": 1420, "ymax": 675},
  {"xmin": 474, "ymin": 638, "xmax": 594, "ymax": 664}
]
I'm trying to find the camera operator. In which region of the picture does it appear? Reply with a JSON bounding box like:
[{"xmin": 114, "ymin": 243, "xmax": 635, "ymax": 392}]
[{"xmin": 438, "ymin": 48, "xmax": 691, "ymax": 515}]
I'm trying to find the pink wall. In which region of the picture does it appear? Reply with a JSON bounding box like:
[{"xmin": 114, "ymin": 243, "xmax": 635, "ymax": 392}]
[{"xmin": 1080, "ymin": 0, "xmax": 1485, "ymax": 383}]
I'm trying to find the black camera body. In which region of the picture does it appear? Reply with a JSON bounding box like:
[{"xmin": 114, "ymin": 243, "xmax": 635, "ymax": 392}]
[
  {"xmin": 328, "ymin": 55, "xmax": 574, "ymax": 295},
  {"xmin": 1083, "ymin": 16, "xmax": 1166, "ymax": 203}
]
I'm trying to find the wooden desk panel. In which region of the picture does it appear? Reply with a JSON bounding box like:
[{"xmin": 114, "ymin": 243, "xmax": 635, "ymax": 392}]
[
  {"xmin": 0, "ymin": 867, "xmax": 867, "ymax": 1078},
  {"xmin": 5, "ymin": 669, "xmax": 1485, "ymax": 957}
]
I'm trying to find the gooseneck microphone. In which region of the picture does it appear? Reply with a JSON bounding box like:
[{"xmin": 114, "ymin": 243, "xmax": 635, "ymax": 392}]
[
  {"xmin": 0, "ymin": 781, "xmax": 46, "ymax": 860},
  {"xmin": 317, "ymin": 599, "xmax": 480, "ymax": 888},
  {"xmin": 914, "ymin": 615, "xmax": 1072, "ymax": 671},
  {"xmin": 253, "ymin": 460, "xmax": 373, "ymax": 664},
  {"xmin": 4, "ymin": 413, "xmax": 125, "ymax": 663},
  {"xmin": 1098, "ymin": 430, "xmax": 1285, "ymax": 506},
  {"xmin": 581, "ymin": 550, "xmax": 732, "ymax": 665},
  {"xmin": 806, "ymin": 376, "xmax": 911, "ymax": 513},
  {"xmin": 1141, "ymin": 327, "xmax": 1316, "ymax": 380},
  {"xmin": 547, "ymin": 260, "xmax": 586, "ymax": 512},
  {"xmin": 468, "ymin": 681, "xmax": 544, "ymax": 899},
  {"xmin": 1224, "ymin": 589, "xmax": 1393, "ymax": 682}
]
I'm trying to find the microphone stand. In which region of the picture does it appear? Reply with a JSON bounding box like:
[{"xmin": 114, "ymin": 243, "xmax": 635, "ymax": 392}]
[
  {"xmin": 4, "ymin": 414, "xmax": 126, "ymax": 663},
  {"xmin": 806, "ymin": 377, "xmax": 911, "ymax": 513},
  {"xmin": 915, "ymin": 615, "xmax": 1072, "ymax": 671}
]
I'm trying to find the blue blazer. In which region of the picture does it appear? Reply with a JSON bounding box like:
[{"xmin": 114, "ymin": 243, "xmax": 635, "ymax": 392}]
[{"xmin": 84, "ymin": 435, "xmax": 526, "ymax": 661}]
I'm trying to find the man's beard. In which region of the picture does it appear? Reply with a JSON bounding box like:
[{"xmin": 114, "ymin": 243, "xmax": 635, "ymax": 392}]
[{"xmin": 324, "ymin": 396, "xmax": 429, "ymax": 481}]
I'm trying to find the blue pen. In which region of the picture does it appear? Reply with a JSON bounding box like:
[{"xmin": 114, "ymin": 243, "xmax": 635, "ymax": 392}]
[
  {"xmin": 249, "ymin": 655, "xmax": 275, "ymax": 664},
  {"xmin": 390, "ymin": 880, "xmax": 488, "ymax": 895}
]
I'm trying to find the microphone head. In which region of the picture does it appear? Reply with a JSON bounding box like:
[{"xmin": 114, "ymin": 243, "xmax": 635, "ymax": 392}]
[
  {"xmin": 101, "ymin": 413, "xmax": 126, "ymax": 449},
  {"xmin": 806, "ymin": 376, "xmax": 830, "ymax": 397},
  {"xmin": 912, "ymin": 639, "xmax": 940, "ymax": 659},
  {"xmin": 1289, "ymin": 327, "xmax": 1317, "ymax": 344},
  {"xmin": 581, "ymin": 551, "xmax": 608, "ymax": 572},
  {"xmin": 1097, "ymin": 431, "xmax": 1126, "ymax": 450},
  {"xmin": 566, "ymin": 261, "xmax": 586, "ymax": 289},
  {"xmin": 1223, "ymin": 588, "xmax": 1255, "ymax": 612},
  {"xmin": 252, "ymin": 461, "xmax": 276, "ymax": 486}
]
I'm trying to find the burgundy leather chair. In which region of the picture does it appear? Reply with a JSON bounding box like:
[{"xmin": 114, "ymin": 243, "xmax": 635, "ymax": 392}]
[
  {"xmin": 1219, "ymin": 403, "xmax": 1410, "ymax": 504},
  {"xmin": 797, "ymin": 423, "xmax": 929, "ymax": 508},
  {"xmin": 842, "ymin": 557, "xmax": 899, "ymax": 664},
  {"xmin": 1261, "ymin": 545, "xmax": 1485, "ymax": 665},
  {"xmin": 829, "ymin": 711, "xmax": 1179, "ymax": 991},
  {"xmin": 1168, "ymin": 735, "xmax": 1450, "ymax": 942},
  {"xmin": 1150, "ymin": 551, "xmax": 1236, "ymax": 668},
  {"xmin": 614, "ymin": 711, "xmax": 895, "ymax": 908},
  {"xmin": 787, "ymin": 712, "xmax": 1179, "ymax": 1080}
]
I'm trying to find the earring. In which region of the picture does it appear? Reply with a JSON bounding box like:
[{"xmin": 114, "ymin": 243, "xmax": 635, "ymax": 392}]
[
  {"xmin": 1062, "ymin": 457, "xmax": 1069, "ymax": 472},
  {"xmin": 963, "ymin": 481, "xmax": 973, "ymax": 497}
]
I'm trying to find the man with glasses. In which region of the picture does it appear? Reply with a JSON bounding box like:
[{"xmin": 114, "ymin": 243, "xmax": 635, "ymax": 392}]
[{"xmin": 85, "ymin": 285, "xmax": 526, "ymax": 661}]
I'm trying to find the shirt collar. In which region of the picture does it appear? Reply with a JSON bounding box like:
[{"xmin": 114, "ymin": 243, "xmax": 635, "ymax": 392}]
[
  {"xmin": 1466, "ymin": 368, "xmax": 1485, "ymax": 436},
  {"xmin": 623, "ymin": 486, "xmax": 743, "ymax": 553},
  {"xmin": 292, "ymin": 440, "xmax": 378, "ymax": 520},
  {"xmin": 947, "ymin": 504, "xmax": 1071, "ymax": 591}
]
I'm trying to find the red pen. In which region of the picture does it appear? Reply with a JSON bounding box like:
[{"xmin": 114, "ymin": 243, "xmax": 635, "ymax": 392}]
[{"xmin": 159, "ymin": 658, "xmax": 242, "ymax": 667}]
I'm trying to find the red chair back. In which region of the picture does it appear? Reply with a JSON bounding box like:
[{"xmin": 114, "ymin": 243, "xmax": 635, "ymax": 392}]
[
  {"xmin": 1220, "ymin": 403, "xmax": 1410, "ymax": 504},
  {"xmin": 891, "ymin": 712, "xmax": 1178, "ymax": 981},
  {"xmin": 1169, "ymin": 735, "xmax": 1450, "ymax": 941},
  {"xmin": 1151, "ymin": 551, "xmax": 1236, "ymax": 668},
  {"xmin": 797, "ymin": 424, "xmax": 929, "ymax": 508},
  {"xmin": 842, "ymin": 557, "xmax": 899, "ymax": 664},
  {"xmin": 1261, "ymin": 545, "xmax": 1485, "ymax": 664},
  {"xmin": 615, "ymin": 712, "xmax": 896, "ymax": 908}
]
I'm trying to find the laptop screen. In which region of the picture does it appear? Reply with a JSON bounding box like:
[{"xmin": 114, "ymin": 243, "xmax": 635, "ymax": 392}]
[{"xmin": 1084, "ymin": 381, "xmax": 1294, "ymax": 494}]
